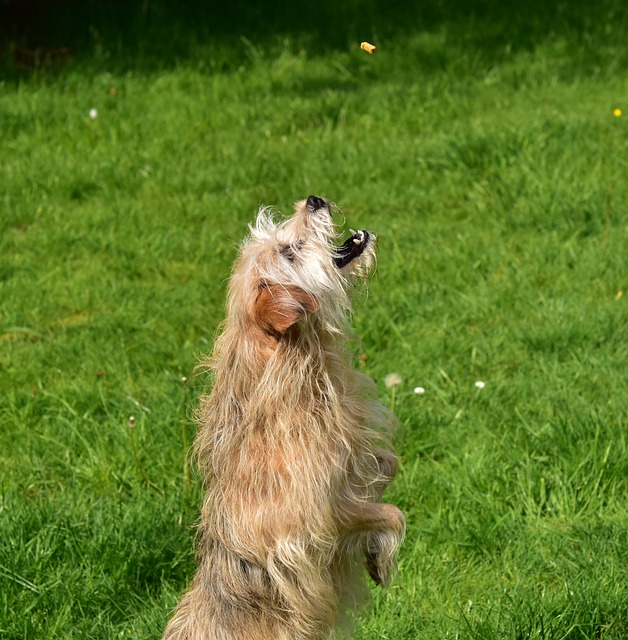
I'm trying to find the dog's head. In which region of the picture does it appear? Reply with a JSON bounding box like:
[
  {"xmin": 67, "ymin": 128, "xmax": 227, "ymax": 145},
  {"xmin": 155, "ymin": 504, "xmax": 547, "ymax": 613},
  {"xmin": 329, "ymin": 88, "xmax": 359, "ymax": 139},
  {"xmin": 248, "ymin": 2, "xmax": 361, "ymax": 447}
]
[{"xmin": 228, "ymin": 195, "xmax": 376, "ymax": 339}]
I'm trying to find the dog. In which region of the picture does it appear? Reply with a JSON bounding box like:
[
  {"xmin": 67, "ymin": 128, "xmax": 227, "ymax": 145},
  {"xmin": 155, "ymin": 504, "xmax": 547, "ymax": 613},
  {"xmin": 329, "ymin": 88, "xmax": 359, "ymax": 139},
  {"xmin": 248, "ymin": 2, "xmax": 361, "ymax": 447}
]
[{"xmin": 164, "ymin": 196, "xmax": 405, "ymax": 640}]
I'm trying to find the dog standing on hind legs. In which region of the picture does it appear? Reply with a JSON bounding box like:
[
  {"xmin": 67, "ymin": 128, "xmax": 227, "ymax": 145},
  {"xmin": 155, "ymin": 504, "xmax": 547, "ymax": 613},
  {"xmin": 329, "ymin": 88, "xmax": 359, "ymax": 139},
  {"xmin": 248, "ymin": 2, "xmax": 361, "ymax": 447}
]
[{"xmin": 164, "ymin": 196, "xmax": 405, "ymax": 640}]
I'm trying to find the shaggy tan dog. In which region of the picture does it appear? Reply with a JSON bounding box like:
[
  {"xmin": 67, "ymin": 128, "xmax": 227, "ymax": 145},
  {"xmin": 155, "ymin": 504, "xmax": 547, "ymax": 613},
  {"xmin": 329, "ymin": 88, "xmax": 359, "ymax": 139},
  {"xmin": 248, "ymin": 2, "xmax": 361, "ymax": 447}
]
[{"xmin": 164, "ymin": 196, "xmax": 405, "ymax": 640}]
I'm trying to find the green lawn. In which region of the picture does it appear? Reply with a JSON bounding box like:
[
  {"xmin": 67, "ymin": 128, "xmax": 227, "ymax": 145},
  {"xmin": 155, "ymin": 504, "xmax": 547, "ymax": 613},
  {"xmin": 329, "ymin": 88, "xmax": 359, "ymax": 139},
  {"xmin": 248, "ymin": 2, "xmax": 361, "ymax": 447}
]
[{"xmin": 1, "ymin": 3, "xmax": 627, "ymax": 638}]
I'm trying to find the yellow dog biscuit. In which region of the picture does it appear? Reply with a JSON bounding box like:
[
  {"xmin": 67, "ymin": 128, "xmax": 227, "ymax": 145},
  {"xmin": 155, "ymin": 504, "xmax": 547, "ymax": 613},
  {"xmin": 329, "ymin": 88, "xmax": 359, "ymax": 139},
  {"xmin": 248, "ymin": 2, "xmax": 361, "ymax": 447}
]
[{"xmin": 360, "ymin": 42, "xmax": 376, "ymax": 54}]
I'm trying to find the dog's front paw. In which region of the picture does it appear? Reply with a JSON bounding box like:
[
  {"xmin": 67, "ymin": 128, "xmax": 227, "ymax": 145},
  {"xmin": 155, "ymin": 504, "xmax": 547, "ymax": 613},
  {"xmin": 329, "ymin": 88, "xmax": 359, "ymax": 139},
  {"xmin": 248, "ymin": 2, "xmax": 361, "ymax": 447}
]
[
  {"xmin": 364, "ymin": 520, "xmax": 404, "ymax": 588},
  {"xmin": 365, "ymin": 544, "xmax": 396, "ymax": 587},
  {"xmin": 365, "ymin": 548, "xmax": 387, "ymax": 587}
]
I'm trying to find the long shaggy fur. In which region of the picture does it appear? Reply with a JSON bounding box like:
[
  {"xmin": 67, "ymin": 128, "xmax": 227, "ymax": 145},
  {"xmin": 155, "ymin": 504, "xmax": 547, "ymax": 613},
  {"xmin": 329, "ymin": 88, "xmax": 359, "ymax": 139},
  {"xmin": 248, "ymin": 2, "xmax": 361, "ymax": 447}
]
[{"xmin": 164, "ymin": 197, "xmax": 405, "ymax": 640}]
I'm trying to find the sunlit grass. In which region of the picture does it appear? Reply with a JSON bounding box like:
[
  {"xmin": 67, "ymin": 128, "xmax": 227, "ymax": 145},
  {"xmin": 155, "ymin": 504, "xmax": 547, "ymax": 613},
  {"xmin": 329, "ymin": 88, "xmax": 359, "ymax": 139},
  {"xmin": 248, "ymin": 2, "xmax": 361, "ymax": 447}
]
[{"xmin": 1, "ymin": 12, "xmax": 627, "ymax": 639}]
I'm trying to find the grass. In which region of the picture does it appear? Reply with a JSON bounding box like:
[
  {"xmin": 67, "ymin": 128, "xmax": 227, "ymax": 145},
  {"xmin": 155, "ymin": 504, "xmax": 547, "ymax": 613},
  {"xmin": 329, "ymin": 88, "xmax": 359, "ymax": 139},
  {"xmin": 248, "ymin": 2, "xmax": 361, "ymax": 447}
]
[{"xmin": 1, "ymin": 2, "xmax": 628, "ymax": 638}]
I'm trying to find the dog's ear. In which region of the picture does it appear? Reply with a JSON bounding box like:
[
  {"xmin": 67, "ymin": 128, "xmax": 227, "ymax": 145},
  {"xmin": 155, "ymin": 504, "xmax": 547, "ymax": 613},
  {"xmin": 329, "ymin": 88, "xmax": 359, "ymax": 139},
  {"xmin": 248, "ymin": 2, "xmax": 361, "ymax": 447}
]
[{"xmin": 253, "ymin": 283, "xmax": 320, "ymax": 333}]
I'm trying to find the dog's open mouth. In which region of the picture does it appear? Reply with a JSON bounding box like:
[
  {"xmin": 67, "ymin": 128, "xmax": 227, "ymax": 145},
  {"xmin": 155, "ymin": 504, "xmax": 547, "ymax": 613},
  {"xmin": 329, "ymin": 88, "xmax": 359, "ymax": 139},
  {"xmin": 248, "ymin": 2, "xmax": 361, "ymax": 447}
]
[{"xmin": 333, "ymin": 230, "xmax": 370, "ymax": 268}]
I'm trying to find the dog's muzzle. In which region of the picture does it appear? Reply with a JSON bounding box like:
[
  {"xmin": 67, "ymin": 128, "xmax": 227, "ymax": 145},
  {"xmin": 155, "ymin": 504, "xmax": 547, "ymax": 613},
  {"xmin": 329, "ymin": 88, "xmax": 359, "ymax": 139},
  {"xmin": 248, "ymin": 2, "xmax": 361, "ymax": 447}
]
[
  {"xmin": 305, "ymin": 195, "xmax": 370, "ymax": 269},
  {"xmin": 333, "ymin": 230, "xmax": 370, "ymax": 268}
]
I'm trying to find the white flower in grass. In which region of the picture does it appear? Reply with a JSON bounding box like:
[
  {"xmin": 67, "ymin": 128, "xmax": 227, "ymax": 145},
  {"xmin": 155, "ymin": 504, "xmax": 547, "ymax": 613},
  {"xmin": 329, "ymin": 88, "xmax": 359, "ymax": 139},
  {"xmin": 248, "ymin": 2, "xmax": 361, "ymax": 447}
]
[
  {"xmin": 384, "ymin": 373, "xmax": 402, "ymax": 388},
  {"xmin": 474, "ymin": 380, "xmax": 485, "ymax": 389},
  {"xmin": 89, "ymin": 108, "xmax": 98, "ymax": 119},
  {"xmin": 414, "ymin": 386, "xmax": 426, "ymax": 395},
  {"xmin": 385, "ymin": 373, "xmax": 402, "ymax": 415}
]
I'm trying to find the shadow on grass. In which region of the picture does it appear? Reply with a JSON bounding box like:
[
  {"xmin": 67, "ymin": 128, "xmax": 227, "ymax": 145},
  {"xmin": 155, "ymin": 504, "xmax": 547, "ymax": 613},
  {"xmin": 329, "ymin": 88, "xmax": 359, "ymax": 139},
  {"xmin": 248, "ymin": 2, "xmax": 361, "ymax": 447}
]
[{"xmin": 1, "ymin": 0, "xmax": 627, "ymax": 75}]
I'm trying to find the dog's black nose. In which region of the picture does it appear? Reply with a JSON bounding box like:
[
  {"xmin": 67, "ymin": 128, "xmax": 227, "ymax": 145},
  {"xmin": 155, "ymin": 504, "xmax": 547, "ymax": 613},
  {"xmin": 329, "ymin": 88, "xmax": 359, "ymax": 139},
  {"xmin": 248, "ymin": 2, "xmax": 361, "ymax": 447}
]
[{"xmin": 306, "ymin": 195, "xmax": 328, "ymax": 212}]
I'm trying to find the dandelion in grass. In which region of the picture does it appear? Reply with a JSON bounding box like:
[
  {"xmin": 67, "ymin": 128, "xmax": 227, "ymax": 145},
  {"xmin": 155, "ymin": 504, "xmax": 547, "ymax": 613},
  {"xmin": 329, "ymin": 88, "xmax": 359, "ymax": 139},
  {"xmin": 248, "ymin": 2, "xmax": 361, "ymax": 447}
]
[
  {"xmin": 414, "ymin": 386, "xmax": 426, "ymax": 395},
  {"xmin": 385, "ymin": 373, "xmax": 402, "ymax": 388},
  {"xmin": 385, "ymin": 373, "xmax": 402, "ymax": 414},
  {"xmin": 474, "ymin": 380, "xmax": 485, "ymax": 389},
  {"xmin": 89, "ymin": 108, "xmax": 98, "ymax": 119},
  {"xmin": 613, "ymin": 108, "xmax": 622, "ymax": 117}
]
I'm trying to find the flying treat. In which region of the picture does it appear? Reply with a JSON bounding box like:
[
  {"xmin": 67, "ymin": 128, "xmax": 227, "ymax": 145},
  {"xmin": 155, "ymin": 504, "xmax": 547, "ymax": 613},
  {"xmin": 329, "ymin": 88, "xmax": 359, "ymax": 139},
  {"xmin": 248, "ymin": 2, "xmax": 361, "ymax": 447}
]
[{"xmin": 361, "ymin": 42, "xmax": 376, "ymax": 54}]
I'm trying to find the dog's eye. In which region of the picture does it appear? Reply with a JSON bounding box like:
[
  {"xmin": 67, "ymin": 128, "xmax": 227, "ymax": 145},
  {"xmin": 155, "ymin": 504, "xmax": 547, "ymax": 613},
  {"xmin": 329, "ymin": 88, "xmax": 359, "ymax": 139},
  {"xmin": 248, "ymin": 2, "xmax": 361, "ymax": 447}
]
[
  {"xmin": 279, "ymin": 242, "xmax": 303, "ymax": 263},
  {"xmin": 279, "ymin": 245, "xmax": 295, "ymax": 262}
]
